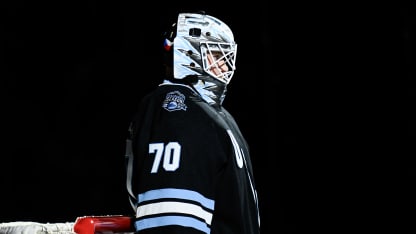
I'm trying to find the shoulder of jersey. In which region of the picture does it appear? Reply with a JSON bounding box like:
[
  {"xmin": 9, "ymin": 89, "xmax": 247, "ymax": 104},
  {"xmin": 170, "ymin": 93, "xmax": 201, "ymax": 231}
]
[{"xmin": 160, "ymin": 86, "xmax": 194, "ymax": 112}]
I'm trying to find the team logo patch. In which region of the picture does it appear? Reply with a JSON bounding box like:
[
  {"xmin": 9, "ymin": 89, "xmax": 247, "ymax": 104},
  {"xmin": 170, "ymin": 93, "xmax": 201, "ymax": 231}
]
[{"xmin": 162, "ymin": 91, "xmax": 187, "ymax": 112}]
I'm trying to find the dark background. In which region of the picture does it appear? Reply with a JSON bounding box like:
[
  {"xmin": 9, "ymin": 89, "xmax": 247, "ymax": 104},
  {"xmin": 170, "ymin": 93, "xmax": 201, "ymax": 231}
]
[{"xmin": 2, "ymin": 2, "xmax": 414, "ymax": 233}]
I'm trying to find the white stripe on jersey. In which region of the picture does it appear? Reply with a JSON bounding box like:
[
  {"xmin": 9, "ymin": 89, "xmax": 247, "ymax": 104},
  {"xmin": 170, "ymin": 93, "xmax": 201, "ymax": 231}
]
[
  {"xmin": 135, "ymin": 188, "xmax": 214, "ymax": 233},
  {"xmin": 136, "ymin": 201, "xmax": 213, "ymax": 224}
]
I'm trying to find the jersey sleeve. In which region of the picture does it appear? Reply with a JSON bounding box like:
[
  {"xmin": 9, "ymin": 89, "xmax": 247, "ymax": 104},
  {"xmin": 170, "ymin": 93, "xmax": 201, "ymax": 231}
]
[{"xmin": 128, "ymin": 87, "xmax": 228, "ymax": 234}]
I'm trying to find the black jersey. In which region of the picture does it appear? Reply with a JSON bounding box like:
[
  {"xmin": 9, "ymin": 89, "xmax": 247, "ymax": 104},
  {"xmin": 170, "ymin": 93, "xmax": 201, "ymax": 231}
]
[{"xmin": 126, "ymin": 82, "xmax": 260, "ymax": 234}]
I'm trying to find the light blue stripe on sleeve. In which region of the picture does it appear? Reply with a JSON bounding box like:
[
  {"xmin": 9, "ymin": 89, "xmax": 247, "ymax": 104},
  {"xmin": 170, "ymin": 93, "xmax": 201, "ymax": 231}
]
[
  {"xmin": 135, "ymin": 216, "xmax": 210, "ymax": 234},
  {"xmin": 138, "ymin": 188, "xmax": 214, "ymax": 210}
]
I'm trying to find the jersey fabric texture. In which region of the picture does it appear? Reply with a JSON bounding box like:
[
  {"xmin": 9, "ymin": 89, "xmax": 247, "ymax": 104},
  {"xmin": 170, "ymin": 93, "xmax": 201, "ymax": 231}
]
[{"xmin": 126, "ymin": 81, "xmax": 260, "ymax": 234}]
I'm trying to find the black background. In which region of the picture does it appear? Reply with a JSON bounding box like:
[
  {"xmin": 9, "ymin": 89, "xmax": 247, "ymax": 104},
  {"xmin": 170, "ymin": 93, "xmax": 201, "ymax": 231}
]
[{"xmin": 2, "ymin": 2, "xmax": 414, "ymax": 233}]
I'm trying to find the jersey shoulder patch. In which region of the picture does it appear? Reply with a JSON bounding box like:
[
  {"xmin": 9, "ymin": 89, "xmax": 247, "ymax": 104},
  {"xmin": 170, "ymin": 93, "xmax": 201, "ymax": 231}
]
[{"xmin": 162, "ymin": 90, "xmax": 187, "ymax": 112}]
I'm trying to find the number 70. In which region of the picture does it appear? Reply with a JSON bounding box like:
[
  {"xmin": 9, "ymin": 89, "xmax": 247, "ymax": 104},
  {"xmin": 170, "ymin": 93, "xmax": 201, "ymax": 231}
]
[{"xmin": 149, "ymin": 142, "xmax": 181, "ymax": 173}]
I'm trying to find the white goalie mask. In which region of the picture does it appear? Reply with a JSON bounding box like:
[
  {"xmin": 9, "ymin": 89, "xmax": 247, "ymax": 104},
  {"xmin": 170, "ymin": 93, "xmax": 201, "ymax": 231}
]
[{"xmin": 164, "ymin": 12, "xmax": 237, "ymax": 85}]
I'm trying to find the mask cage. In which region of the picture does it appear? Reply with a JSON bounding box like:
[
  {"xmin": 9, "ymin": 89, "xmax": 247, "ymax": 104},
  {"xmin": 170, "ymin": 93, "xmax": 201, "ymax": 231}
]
[{"xmin": 200, "ymin": 42, "xmax": 237, "ymax": 84}]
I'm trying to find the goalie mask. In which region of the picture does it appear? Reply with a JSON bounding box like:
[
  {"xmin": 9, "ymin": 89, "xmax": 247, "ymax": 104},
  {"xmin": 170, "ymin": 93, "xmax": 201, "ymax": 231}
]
[{"xmin": 163, "ymin": 12, "xmax": 238, "ymax": 105}]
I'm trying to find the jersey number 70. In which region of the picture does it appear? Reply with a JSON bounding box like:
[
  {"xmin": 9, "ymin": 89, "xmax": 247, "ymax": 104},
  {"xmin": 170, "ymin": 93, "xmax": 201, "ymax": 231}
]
[{"xmin": 148, "ymin": 142, "xmax": 181, "ymax": 173}]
